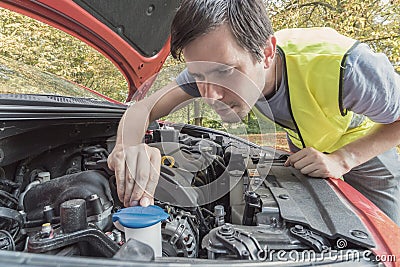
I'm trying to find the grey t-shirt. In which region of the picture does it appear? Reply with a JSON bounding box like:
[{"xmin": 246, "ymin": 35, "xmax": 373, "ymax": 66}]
[{"xmin": 176, "ymin": 43, "xmax": 400, "ymax": 132}]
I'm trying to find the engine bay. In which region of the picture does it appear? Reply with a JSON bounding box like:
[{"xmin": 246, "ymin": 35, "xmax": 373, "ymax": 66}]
[{"xmin": 0, "ymin": 120, "xmax": 377, "ymax": 264}]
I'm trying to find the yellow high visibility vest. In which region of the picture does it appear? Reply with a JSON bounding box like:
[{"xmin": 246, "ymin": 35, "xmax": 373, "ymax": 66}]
[{"xmin": 257, "ymin": 28, "xmax": 375, "ymax": 153}]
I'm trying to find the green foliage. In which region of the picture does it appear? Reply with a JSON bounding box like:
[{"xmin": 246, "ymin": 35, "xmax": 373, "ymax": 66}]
[{"xmin": 0, "ymin": 8, "xmax": 128, "ymax": 102}]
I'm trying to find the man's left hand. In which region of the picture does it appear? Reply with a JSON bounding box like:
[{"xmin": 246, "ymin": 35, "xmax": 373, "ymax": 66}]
[{"xmin": 284, "ymin": 147, "xmax": 352, "ymax": 179}]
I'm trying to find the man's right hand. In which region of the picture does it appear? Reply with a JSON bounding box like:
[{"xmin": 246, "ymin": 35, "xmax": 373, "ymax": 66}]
[
  {"xmin": 107, "ymin": 143, "xmax": 162, "ymax": 207},
  {"xmin": 106, "ymin": 80, "xmax": 192, "ymax": 207}
]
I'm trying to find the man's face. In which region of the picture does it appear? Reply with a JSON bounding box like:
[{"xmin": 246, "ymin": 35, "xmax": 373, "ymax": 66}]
[{"xmin": 182, "ymin": 24, "xmax": 268, "ymax": 123}]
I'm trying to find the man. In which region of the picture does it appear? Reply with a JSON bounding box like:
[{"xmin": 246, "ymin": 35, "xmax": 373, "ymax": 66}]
[{"xmin": 107, "ymin": 0, "xmax": 400, "ymax": 224}]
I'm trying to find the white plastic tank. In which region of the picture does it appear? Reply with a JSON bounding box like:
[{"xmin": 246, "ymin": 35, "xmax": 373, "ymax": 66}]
[{"xmin": 112, "ymin": 205, "xmax": 169, "ymax": 257}]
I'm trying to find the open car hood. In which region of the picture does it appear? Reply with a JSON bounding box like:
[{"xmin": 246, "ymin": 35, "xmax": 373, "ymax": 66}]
[{"xmin": 0, "ymin": 0, "xmax": 181, "ymax": 101}]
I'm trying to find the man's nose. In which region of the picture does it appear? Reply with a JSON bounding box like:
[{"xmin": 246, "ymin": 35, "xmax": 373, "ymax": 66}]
[{"xmin": 201, "ymin": 82, "xmax": 224, "ymax": 102}]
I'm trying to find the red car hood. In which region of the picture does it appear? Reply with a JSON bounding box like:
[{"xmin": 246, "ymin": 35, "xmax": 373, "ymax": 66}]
[{"xmin": 0, "ymin": 0, "xmax": 180, "ymax": 102}]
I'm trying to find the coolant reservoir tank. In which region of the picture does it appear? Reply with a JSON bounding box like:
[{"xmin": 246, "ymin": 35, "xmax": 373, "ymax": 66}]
[{"xmin": 112, "ymin": 206, "xmax": 169, "ymax": 257}]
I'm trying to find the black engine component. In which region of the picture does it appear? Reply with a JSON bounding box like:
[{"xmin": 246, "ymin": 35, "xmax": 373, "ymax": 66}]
[
  {"xmin": 155, "ymin": 165, "xmax": 204, "ymax": 207},
  {"xmin": 23, "ymin": 171, "xmax": 113, "ymax": 231},
  {"xmin": 28, "ymin": 198, "xmax": 119, "ymax": 257},
  {"xmin": 289, "ymin": 225, "xmax": 330, "ymax": 253},
  {"xmin": 162, "ymin": 210, "xmax": 198, "ymax": 258},
  {"xmin": 60, "ymin": 199, "xmax": 88, "ymax": 234},
  {"xmin": 153, "ymin": 128, "xmax": 179, "ymax": 143},
  {"xmin": 28, "ymin": 223, "xmax": 119, "ymax": 257},
  {"xmin": 242, "ymin": 191, "xmax": 262, "ymax": 226},
  {"xmin": 0, "ymin": 207, "xmax": 24, "ymax": 238},
  {"xmin": 204, "ymin": 224, "xmax": 265, "ymax": 260},
  {"xmin": 0, "ymin": 230, "xmax": 15, "ymax": 251},
  {"xmin": 202, "ymin": 224, "xmax": 308, "ymax": 260}
]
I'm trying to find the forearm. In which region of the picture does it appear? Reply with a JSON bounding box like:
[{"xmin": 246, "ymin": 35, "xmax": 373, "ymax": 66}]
[
  {"xmin": 116, "ymin": 102, "xmax": 151, "ymax": 146},
  {"xmin": 115, "ymin": 81, "xmax": 193, "ymax": 147},
  {"xmin": 333, "ymin": 120, "xmax": 400, "ymax": 171}
]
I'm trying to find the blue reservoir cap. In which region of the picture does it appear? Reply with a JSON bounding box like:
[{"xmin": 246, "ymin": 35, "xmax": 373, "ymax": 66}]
[{"xmin": 112, "ymin": 205, "xmax": 169, "ymax": 228}]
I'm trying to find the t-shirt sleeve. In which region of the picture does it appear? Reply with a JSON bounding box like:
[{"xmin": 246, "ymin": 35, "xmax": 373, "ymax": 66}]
[
  {"xmin": 343, "ymin": 43, "xmax": 400, "ymax": 124},
  {"xmin": 176, "ymin": 68, "xmax": 201, "ymax": 97}
]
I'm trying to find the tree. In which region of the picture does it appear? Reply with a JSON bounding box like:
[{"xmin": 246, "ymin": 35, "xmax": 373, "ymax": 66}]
[{"xmin": 0, "ymin": 8, "xmax": 128, "ymax": 102}]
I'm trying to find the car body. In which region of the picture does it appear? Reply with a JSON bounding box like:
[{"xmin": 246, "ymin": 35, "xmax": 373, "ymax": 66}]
[{"xmin": 0, "ymin": 1, "xmax": 399, "ymax": 266}]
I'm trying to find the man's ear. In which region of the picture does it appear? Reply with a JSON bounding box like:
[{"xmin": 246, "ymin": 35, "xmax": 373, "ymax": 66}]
[{"xmin": 263, "ymin": 36, "xmax": 277, "ymax": 69}]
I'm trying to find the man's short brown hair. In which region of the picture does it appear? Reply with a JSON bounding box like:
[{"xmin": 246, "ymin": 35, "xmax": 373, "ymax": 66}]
[{"xmin": 170, "ymin": 0, "xmax": 274, "ymax": 62}]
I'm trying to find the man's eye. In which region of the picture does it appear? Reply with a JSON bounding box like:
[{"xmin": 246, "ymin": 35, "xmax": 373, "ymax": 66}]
[{"xmin": 218, "ymin": 68, "xmax": 234, "ymax": 76}]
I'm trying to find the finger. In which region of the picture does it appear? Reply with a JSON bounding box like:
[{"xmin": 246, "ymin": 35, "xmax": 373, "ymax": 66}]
[
  {"xmin": 140, "ymin": 191, "xmax": 155, "ymax": 207},
  {"xmin": 287, "ymin": 151, "xmax": 308, "ymax": 165},
  {"xmin": 124, "ymin": 152, "xmax": 138, "ymax": 206},
  {"xmin": 299, "ymin": 163, "xmax": 319, "ymax": 175},
  {"xmin": 114, "ymin": 161, "xmax": 126, "ymax": 203},
  {"xmin": 130, "ymin": 149, "xmax": 151, "ymax": 205},
  {"xmin": 292, "ymin": 156, "xmax": 315, "ymax": 170},
  {"xmin": 284, "ymin": 158, "xmax": 290, "ymax": 167},
  {"xmin": 124, "ymin": 166, "xmax": 136, "ymax": 207},
  {"xmin": 107, "ymin": 155, "xmax": 115, "ymax": 171},
  {"xmin": 144, "ymin": 148, "xmax": 161, "ymax": 204},
  {"xmin": 108, "ymin": 145, "xmax": 123, "ymax": 171},
  {"xmin": 290, "ymin": 147, "xmax": 319, "ymax": 162}
]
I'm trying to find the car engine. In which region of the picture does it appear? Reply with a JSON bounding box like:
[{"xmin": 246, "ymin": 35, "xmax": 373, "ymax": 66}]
[{"xmin": 0, "ymin": 121, "xmax": 377, "ymax": 263}]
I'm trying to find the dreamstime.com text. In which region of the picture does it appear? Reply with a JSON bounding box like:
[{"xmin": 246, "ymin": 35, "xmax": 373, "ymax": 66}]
[{"xmin": 257, "ymin": 246, "xmax": 396, "ymax": 263}]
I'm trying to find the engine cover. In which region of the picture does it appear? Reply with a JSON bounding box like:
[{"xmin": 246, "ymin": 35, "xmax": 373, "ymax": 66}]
[{"xmin": 23, "ymin": 170, "xmax": 113, "ymax": 230}]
